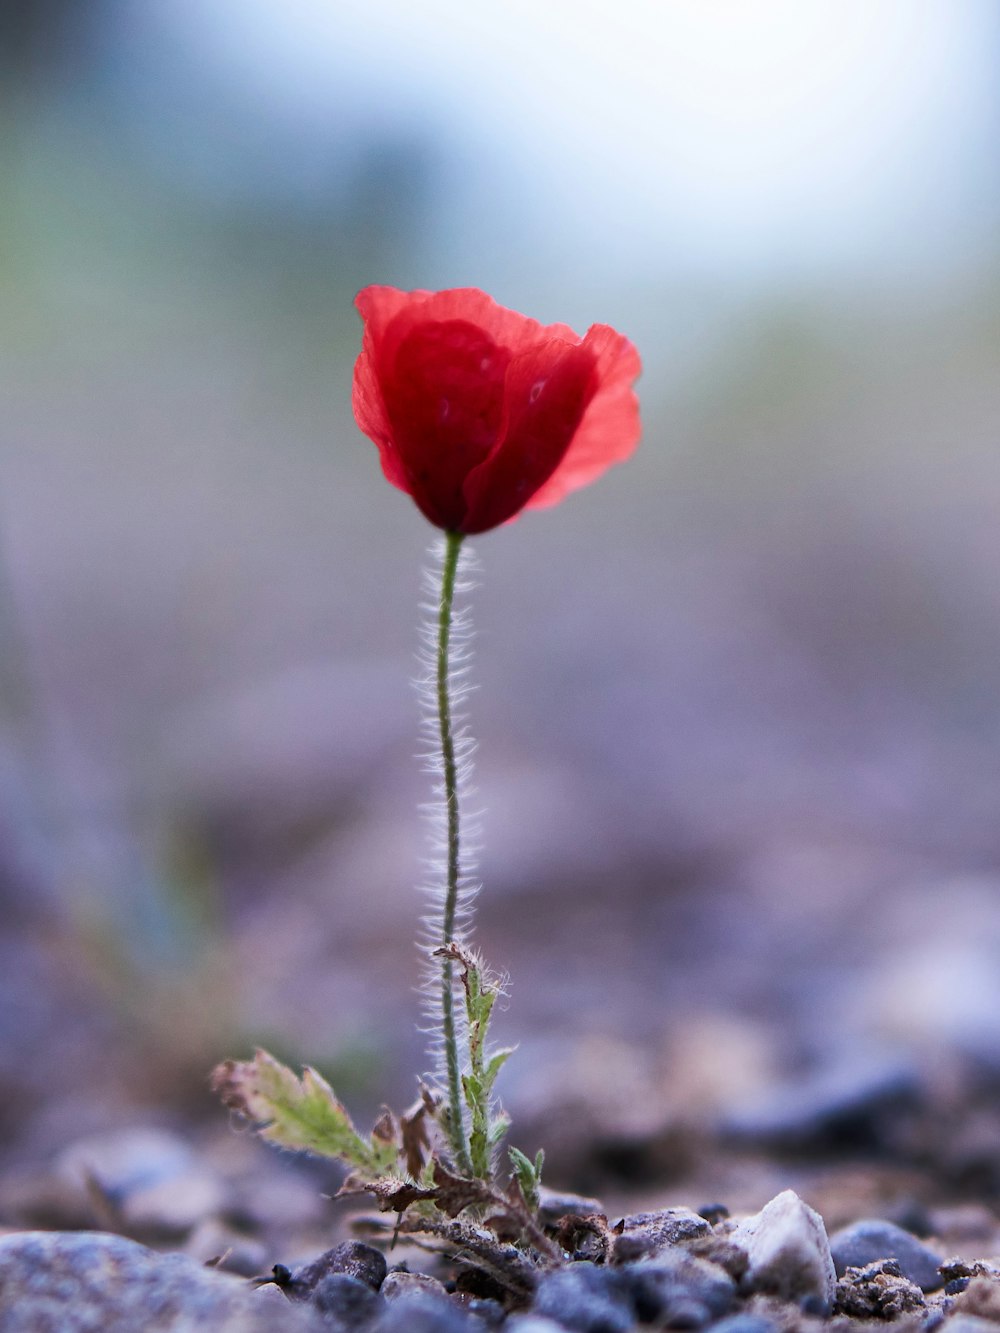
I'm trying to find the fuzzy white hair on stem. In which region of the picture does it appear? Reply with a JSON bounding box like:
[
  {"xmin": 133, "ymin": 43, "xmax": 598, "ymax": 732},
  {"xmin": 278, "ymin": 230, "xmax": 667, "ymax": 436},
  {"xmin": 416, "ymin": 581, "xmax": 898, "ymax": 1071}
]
[{"xmin": 413, "ymin": 535, "xmax": 484, "ymax": 1172}]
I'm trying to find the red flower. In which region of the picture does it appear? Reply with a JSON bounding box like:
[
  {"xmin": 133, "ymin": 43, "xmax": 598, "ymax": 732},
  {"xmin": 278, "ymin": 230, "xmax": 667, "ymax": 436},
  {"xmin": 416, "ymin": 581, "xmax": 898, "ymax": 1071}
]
[{"xmin": 352, "ymin": 286, "xmax": 641, "ymax": 535}]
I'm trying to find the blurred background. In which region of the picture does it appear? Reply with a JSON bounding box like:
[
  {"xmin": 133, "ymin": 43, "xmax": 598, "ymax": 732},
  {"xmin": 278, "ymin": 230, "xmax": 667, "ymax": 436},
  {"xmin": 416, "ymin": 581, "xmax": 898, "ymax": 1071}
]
[{"xmin": 2, "ymin": 0, "xmax": 1000, "ymax": 1225}]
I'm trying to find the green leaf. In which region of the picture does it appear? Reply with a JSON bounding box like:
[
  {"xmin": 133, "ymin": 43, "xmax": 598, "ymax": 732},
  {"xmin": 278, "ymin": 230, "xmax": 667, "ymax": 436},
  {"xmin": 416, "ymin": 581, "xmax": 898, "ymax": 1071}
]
[
  {"xmin": 508, "ymin": 1144, "xmax": 543, "ymax": 1212},
  {"xmin": 507, "ymin": 1145, "xmax": 532, "ymax": 1177},
  {"xmin": 211, "ymin": 1048, "xmax": 397, "ymax": 1175},
  {"xmin": 488, "ymin": 1111, "xmax": 511, "ymax": 1147},
  {"xmin": 469, "ymin": 1126, "xmax": 488, "ymax": 1174},
  {"xmin": 437, "ymin": 941, "xmax": 516, "ymax": 1181},
  {"xmin": 483, "ymin": 1047, "xmax": 514, "ymax": 1093}
]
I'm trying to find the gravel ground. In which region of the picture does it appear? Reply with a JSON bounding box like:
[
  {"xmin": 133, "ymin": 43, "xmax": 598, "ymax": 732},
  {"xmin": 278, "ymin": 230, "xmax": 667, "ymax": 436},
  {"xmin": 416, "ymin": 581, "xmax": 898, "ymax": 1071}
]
[{"xmin": 1, "ymin": 1050, "xmax": 999, "ymax": 1332}]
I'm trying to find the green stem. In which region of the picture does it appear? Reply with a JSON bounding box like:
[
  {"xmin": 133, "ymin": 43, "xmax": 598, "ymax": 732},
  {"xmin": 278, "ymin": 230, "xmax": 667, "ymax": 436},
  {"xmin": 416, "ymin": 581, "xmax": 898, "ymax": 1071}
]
[{"xmin": 436, "ymin": 529, "xmax": 472, "ymax": 1174}]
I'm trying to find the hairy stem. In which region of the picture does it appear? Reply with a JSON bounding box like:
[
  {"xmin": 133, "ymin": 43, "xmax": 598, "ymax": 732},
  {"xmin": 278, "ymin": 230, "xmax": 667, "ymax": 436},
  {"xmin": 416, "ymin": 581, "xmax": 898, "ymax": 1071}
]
[{"xmin": 436, "ymin": 528, "xmax": 472, "ymax": 1173}]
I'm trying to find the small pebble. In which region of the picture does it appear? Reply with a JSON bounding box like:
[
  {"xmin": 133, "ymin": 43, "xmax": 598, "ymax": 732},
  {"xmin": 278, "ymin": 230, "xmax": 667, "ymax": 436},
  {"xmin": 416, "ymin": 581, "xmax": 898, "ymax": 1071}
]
[
  {"xmin": 381, "ymin": 1270, "xmax": 451, "ymax": 1303},
  {"xmin": 533, "ymin": 1263, "xmax": 634, "ymax": 1333},
  {"xmin": 683, "ymin": 1236, "xmax": 749, "ymax": 1283},
  {"xmin": 371, "ymin": 1291, "xmax": 477, "ymax": 1333},
  {"xmin": 709, "ymin": 1317, "xmax": 779, "ymax": 1333},
  {"xmin": 932, "ymin": 1318, "xmax": 999, "ymax": 1333},
  {"xmin": 503, "ymin": 1319, "xmax": 568, "ymax": 1333},
  {"xmin": 462, "ymin": 1296, "xmax": 506, "ymax": 1327},
  {"xmin": 733, "ymin": 1189, "xmax": 836, "ymax": 1313},
  {"xmin": 613, "ymin": 1207, "xmax": 711, "ymax": 1261},
  {"xmin": 830, "ymin": 1219, "xmax": 944, "ymax": 1292},
  {"xmin": 939, "ymin": 1260, "xmax": 1000, "ymax": 1284},
  {"xmin": 312, "ymin": 1271, "xmax": 383, "ymax": 1325},
  {"xmin": 834, "ymin": 1258, "xmax": 925, "ymax": 1318},
  {"xmin": 290, "ymin": 1241, "xmax": 389, "ymax": 1296},
  {"xmin": 618, "ymin": 1249, "xmax": 735, "ymax": 1327},
  {"xmin": 954, "ymin": 1276, "xmax": 1000, "ymax": 1323},
  {"xmin": 253, "ymin": 1281, "xmax": 297, "ymax": 1311}
]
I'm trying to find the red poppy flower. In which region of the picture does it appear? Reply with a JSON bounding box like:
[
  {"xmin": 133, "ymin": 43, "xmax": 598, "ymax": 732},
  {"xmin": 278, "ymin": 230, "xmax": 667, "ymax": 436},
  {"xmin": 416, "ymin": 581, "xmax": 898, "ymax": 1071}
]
[{"xmin": 352, "ymin": 286, "xmax": 641, "ymax": 535}]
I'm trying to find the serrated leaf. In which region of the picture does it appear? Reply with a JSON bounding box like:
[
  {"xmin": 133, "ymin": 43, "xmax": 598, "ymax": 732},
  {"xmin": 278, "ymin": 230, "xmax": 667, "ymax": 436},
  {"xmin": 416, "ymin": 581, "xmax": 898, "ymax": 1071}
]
[
  {"xmin": 470, "ymin": 984, "xmax": 496, "ymax": 1023},
  {"xmin": 211, "ymin": 1049, "xmax": 396, "ymax": 1174},
  {"xmin": 483, "ymin": 1047, "xmax": 514, "ymax": 1093}
]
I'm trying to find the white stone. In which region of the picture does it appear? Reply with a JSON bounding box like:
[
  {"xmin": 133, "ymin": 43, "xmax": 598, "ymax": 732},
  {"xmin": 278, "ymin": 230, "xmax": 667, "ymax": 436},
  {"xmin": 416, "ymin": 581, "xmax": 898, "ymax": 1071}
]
[{"xmin": 733, "ymin": 1188, "xmax": 836, "ymax": 1312}]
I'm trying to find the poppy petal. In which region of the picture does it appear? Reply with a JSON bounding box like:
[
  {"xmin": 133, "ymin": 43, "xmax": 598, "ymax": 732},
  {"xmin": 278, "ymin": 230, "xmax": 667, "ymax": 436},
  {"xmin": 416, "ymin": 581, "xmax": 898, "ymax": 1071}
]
[
  {"xmin": 461, "ymin": 339, "xmax": 597, "ymax": 534},
  {"xmin": 379, "ymin": 316, "xmax": 511, "ymax": 530},
  {"xmin": 352, "ymin": 287, "xmax": 640, "ymax": 533},
  {"xmin": 524, "ymin": 325, "xmax": 641, "ymax": 512}
]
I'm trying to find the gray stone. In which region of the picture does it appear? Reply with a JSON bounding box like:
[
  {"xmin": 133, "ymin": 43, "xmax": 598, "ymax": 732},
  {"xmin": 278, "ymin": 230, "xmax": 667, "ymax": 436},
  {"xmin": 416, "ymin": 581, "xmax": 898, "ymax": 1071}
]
[
  {"xmin": 732, "ymin": 1189, "xmax": 836, "ymax": 1313},
  {"xmin": 0, "ymin": 1230, "xmax": 321, "ymax": 1331},
  {"xmin": 619, "ymin": 1249, "xmax": 735, "ymax": 1327},
  {"xmin": 683, "ymin": 1235, "xmax": 749, "ymax": 1282},
  {"xmin": 953, "ymin": 1275, "xmax": 1000, "ymax": 1323},
  {"xmin": 55, "ymin": 1128, "xmax": 193, "ymax": 1199},
  {"xmin": 533, "ymin": 1264, "xmax": 633, "ymax": 1333},
  {"xmin": 460, "ymin": 1297, "xmax": 505, "ymax": 1328},
  {"xmin": 708, "ymin": 1318, "xmax": 779, "ymax": 1333},
  {"xmin": 54, "ymin": 1128, "xmax": 227, "ymax": 1240},
  {"xmin": 311, "ymin": 1272, "xmax": 383, "ymax": 1326},
  {"xmin": 830, "ymin": 1218, "xmax": 944, "ymax": 1292},
  {"xmin": 371, "ymin": 1291, "xmax": 475, "ymax": 1333},
  {"xmin": 254, "ymin": 1281, "xmax": 299, "ymax": 1314},
  {"xmin": 291, "ymin": 1241, "xmax": 388, "ymax": 1296},
  {"xmin": 122, "ymin": 1170, "xmax": 228, "ymax": 1238},
  {"xmin": 380, "ymin": 1270, "xmax": 450, "ymax": 1303},
  {"xmin": 613, "ymin": 1207, "xmax": 711, "ymax": 1261},
  {"xmin": 720, "ymin": 1052, "xmax": 923, "ymax": 1153}
]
